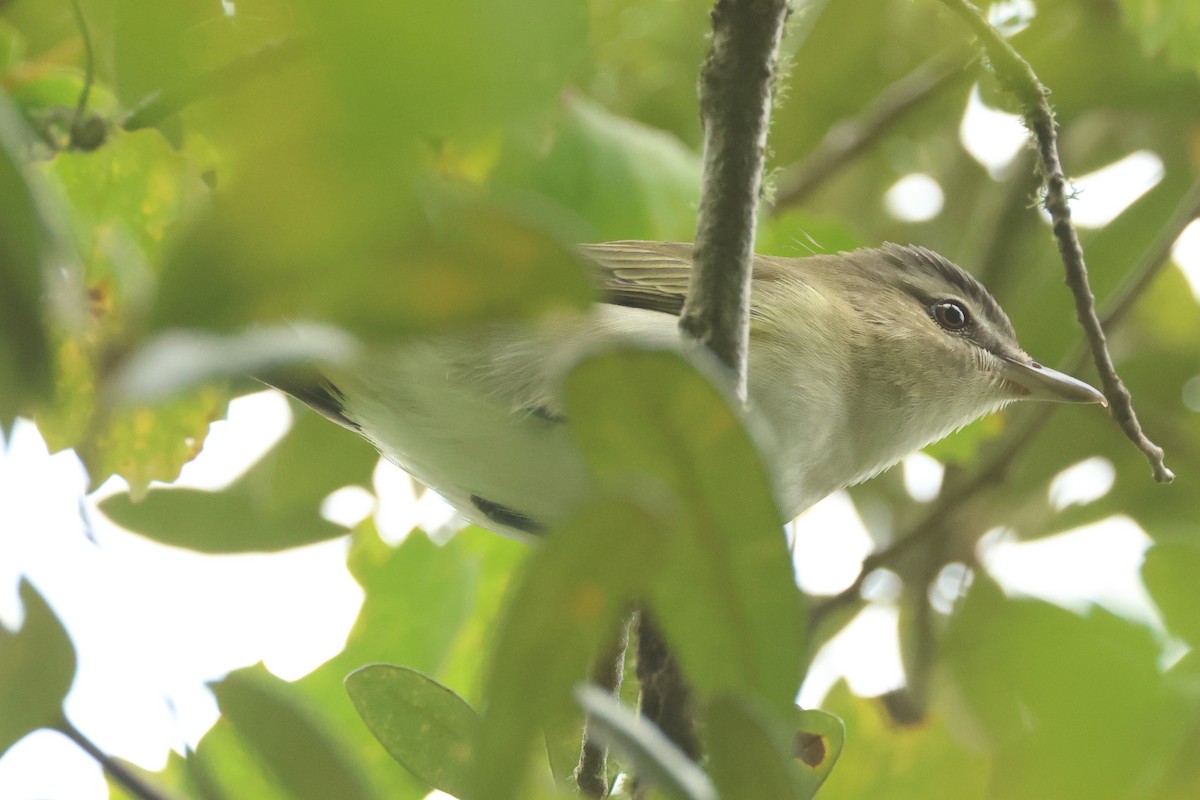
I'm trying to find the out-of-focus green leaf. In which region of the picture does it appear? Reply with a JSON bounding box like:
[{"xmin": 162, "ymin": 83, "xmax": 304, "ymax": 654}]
[
  {"xmin": 149, "ymin": 1, "xmax": 591, "ymax": 345},
  {"xmin": 1142, "ymin": 542, "xmax": 1200, "ymax": 646},
  {"xmin": 816, "ymin": 681, "xmax": 989, "ymax": 800},
  {"xmin": 345, "ymin": 665, "xmax": 479, "ymax": 799},
  {"xmin": 793, "ymin": 707, "xmax": 845, "ymax": 796},
  {"xmin": 210, "ymin": 665, "xmax": 372, "ymax": 800},
  {"xmin": 1118, "ymin": 0, "xmax": 1200, "ymax": 77},
  {"xmin": 156, "ymin": 192, "xmax": 595, "ymax": 340},
  {"xmin": 189, "ymin": 713, "xmax": 294, "ymax": 800},
  {"xmin": 114, "ymin": 0, "xmax": 299, "ymax": 111},
  {"xmin": 501, "ymin": 94, "xmax": 701, "ymax": 241},
  {"xmin": 575, "ymin": 685, "xmax": 715, "ymax": 800},
  {"xmin": 0, "ymin": 581, "xmax": 76, "ymax": 759},
  {"xmin": 40, "ymin": 128, "xmax": 209, "ymax": 294},
  {"xmin": 941, "ymin": 577, "xmax": 1192, "ymax": 800},
  {"xmin": 30, "ymin": 128, "xmax": 218, "ymax": 494},
  {"xmin": 474, "ymin": 497, "xmax": 666, "ymax": 800},
  {"xmin": 706, "ymin": 694, "xmax": 805, "ymax": 800},
  {"xmin": 113, "ymin": 0, "xmax": 206, "ymax": 107},
  {"xmin": 83, "ymin": 385, "xmax": 228, "ymax": 498},
  {"xmin": 565, "ymin": 347, "xmax": 806, "ymax": 708},
  {"xmin": 1152, "ymin": 652, "xmax": 1200, "ymax": 799},
  {"xmin": 296, "ymin": 0, "xmax": 586, "ymax": 148},
  {"xmin": 0, "ymin": 20, "xmax": 23, "ymax": 70},
  {"xmin": 99, "ymin": 403, "xmax": 376, "ymax": 551},
  {"xmin": 294, "ymin": 524, "xmax": 509, "ymax": 800},
  {"xmin": 0, "ymin": 94, "xmax": 55, "ymax": 429},
  {"xmin": 286, "ymin": 522, "xmax": 516, "ymax": 800}
]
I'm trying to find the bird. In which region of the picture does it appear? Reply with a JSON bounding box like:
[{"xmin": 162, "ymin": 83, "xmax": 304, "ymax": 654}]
[{"xmin": 267, "ymin": 241, "xmax": 1105, "ymax": 539}]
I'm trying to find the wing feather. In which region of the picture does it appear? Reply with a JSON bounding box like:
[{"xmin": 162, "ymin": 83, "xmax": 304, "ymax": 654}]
[{"xmin": 577, "ymin": 240, "xmax": 695, "ymax": 316}]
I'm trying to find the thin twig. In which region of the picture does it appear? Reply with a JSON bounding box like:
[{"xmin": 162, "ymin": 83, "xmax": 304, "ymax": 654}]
[
  {"xmin": 58, "ymin": 717, "xmax": 175, "ymax": 800},
  {"xmin": 940, "ymin": 0, "xmax": 1173, "ymax": 483},
  {"xmin": 122, "ymin": 38, "xmax": 306, "ymax": 131},
  {"xmin": 810, "ymin": 176, "xmax": 1200, "ymax": 629},
  {"xmin": 771, "ymin": 51, "xmax": 972, "ymax": 214}
]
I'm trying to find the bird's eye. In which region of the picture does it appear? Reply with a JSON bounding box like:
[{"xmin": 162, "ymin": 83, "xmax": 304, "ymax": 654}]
[{"xmin": 932, "ymin": 301, "xmax": 970, "ymax": 331}]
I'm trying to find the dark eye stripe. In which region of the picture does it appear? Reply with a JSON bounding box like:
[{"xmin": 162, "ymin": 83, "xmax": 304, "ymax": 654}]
[{"xmin": 932, "ymin": 301, "xmax": 970, "ymax": 331}]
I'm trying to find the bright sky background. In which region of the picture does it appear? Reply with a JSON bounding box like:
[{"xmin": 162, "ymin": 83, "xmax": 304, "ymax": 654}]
[{"xmin": 1, "ymin": 84, "xmax": 1196, "ymax": 800}]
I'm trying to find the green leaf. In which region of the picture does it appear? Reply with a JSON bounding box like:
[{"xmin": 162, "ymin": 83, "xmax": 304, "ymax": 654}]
[
  {"xmin": 345, "ymin": 665, "xmax": 480, "ymax": 799},
  {"xmin": 294, "ymin": 525, "xmax": 512, "ymax": 800},
  {"xmin": 1142, "ymin": 542, "xmax": 1200, "ymax": 646},
  {"xmin": 295, "ymin": 0, "xmax": 586, "ymax": 145},
  {"xmin": 40, "ymin": 128, "xmax": 210, "ymax": 289},
  {"xmin": 575, "ymin": 685, "xmax": 715, "ymax": 800},
  {"xmin": 157, "ymin": 192, "xmax": 595, "ymax": 340},
  {"xmin": 941, "ymin": 577, "xmax": 1188, "ymax": 800},
  {"xmin": 99, "ymin": 404, "xmax": 377, "ymax": 551},
  {"xmin": 815, "ymin": 682, "xmax": 990, "ymax": 800},
  {"xmin": 474, "ymin": 497, "xmax": 667, "ymax": 800},
  {"xmin": 0, "ymin": 94, "xmax": 56, "ymax": 429},
  {"xmin": 31, "ymin": 127, "xmax": 220, "ymax": 494},
  {"xmin": 706, "ymin": 694, "xmax": 806, "ymax": 800},
  {"xmin": 564, "ymin": 347, "xmax": 806, "ymax": 708},
  {"xmin": 501, "ymin": 94, "xmax": 702, "ymax": 241},
  {"xmin": 0, "ymin": 580, "xmax": 76, "ymax": 758},
  {"xmin": 793, "ymin": 707, "xmax": 845, "ymax": 796},
  {"xmin": 211, "ymin": 665, "xmax": 372, "ymax": 800}
]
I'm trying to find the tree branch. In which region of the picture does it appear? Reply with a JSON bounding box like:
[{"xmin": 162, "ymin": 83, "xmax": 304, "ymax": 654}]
[
  {"xmin": 940, "ymin": 0, "xmax": 1173, "ymax": 483},
  {"xmin": 576, "ymin": 618, "xmax": 631, "ymax": 797},
  {"xmin": 636, "ymin": 613, "xmax": 701, "ymax": 761},
  {"xmin": 770, "ymin": 51, "xmax": 971, "ymax": 214},
  {"xmin": 679, "ymin": 0, "xmax": 791, "ymax": 399},
  {"xmin": 637, "ymin": 0, "xmax": 790, "ymax": 766},
  {"xmin": 810, "ymin": 174, "xmax": 1200, "ymax": 630}
]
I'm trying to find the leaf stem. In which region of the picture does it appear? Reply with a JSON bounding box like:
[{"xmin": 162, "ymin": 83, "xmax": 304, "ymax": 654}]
[{"xmin": 65, "ymin": 0, "xmax": 95, "ymax": 148}]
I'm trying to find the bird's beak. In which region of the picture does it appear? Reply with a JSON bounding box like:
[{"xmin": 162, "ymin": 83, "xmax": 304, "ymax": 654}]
[{"xmin": 1000, "ymin": 356, "xmax": 1107, "ymax": 406}]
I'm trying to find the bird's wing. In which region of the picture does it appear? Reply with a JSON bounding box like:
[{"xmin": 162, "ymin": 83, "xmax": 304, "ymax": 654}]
[
  {"xmin": 257, "ymin": 370, "xmax": 361, "ymax": 431},
  {"xmin": 578, "ymin": 240, "xmax": 695, "ymax": 316}
]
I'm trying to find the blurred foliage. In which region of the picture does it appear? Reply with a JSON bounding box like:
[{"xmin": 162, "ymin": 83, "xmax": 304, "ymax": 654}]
[
  {"xmin": 0, "ymin": 582, "xmax": 75, "ymax": 758},
  {"xmin": 1, "ymin": 0, "xmax": 1199, "ymax": 798}
]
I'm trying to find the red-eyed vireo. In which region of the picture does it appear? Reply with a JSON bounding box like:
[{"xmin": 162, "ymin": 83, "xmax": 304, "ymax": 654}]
[{"xmin": 272, "ymin": 241, "xmax": 1105, "ymax": 538}]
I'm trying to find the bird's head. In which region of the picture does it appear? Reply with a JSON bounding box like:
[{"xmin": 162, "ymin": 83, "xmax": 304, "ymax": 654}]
[
  {"xmin": 845, "ymin": 243, "xmax": 1106, "ymax": 408},
  {"xmin": 756, "ymin": 243, "xmax": 1105, "ymax": 410},
  {"xmin": 748, "ymin": 243, "xmax": 1105, "ymax": 504}
]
